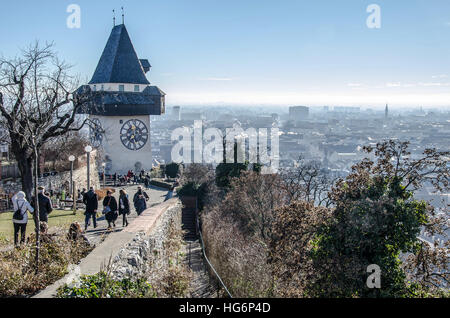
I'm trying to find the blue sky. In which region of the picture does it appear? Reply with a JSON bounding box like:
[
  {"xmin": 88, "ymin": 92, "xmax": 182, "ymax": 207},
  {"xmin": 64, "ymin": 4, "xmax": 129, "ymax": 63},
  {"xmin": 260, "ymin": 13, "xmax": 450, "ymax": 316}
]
[{"xmin": 1, "ymin": 0, "xmax": 450, "ymax": 108}]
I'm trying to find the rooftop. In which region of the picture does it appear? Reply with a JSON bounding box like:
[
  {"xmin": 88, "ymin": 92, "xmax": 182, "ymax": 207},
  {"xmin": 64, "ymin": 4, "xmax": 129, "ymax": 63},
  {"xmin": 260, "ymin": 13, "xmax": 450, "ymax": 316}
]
[{"xmin": 89, "ymin": 24, "xmax": 150, "ymax": 85}]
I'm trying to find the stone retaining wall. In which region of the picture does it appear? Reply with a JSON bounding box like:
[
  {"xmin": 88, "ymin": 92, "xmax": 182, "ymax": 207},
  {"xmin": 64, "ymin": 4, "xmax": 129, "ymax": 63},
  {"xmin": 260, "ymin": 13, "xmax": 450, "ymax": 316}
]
[{"xmin": 110, "ymin": 200, "xmax": 182, "ymax": 280}]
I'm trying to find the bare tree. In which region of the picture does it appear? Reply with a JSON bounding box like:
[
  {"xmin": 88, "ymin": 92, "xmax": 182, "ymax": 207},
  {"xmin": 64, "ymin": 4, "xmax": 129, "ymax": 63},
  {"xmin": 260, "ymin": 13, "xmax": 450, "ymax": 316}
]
[
  {"xmin": 0, "ymin": 42, "xmax": 90, "ymax": 270},
  {"xmin": 280, "ymin": 157, "xmax": 335, "ymax": 207}
]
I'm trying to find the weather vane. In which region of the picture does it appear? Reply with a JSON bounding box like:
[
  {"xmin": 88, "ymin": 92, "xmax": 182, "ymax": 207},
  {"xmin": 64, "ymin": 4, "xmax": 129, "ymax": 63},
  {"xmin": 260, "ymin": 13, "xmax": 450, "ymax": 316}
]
[
  {"xmin": 121, "ymin": 7, "xmax": 124, "ymax": 24},
  {"xmin": 113, "ymin": 9, "xmax": 116, "ymax": 26}
]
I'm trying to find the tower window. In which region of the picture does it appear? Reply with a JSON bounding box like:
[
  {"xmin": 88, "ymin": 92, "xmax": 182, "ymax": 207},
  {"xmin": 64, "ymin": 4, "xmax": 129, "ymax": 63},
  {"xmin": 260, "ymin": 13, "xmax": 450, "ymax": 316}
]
[
  {"xmin": 93, "ymin": 85, "xmax": 97, "ymax": 91},
  {"xmin": 119, "ymin": 85, "xmax": 125, "ymax": 92},
  {"xmin": 101, "ymin": 84, "xmax": 104, "ymax": 91},
  {"xmin": 134, "ymin": 85, "xmax": 140, "ymax": 92}
]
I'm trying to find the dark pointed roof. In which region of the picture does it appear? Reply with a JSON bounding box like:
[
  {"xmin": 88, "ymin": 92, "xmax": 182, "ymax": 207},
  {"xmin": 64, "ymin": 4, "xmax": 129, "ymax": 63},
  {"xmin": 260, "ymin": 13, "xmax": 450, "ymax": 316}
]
[{"xmin": 89, "ymin": 24, "xmax": 150, "ymax": 85}]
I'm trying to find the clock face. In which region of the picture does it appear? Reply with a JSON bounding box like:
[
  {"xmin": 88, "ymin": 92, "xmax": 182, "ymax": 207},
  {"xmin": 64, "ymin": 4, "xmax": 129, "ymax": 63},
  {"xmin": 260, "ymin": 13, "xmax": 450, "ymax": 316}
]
[
  {"xmin": 120, "ymin": 119, "xmax": 149, "ymax": 151},
  {"xmin": 89, "ymin": 118, "xmax": 104, "ymax": 148}
]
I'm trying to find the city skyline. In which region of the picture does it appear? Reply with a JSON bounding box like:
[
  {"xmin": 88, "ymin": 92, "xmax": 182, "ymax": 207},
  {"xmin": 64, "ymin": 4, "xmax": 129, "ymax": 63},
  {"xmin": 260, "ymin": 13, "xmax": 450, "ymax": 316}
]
[{"xmin": 1, "ymin": 0, "xmax": 450, "ymax": 107}]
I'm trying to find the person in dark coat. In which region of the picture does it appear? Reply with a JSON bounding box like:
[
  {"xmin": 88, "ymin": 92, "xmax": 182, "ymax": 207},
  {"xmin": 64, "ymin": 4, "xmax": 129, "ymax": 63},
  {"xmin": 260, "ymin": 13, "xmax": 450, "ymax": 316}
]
[
  {"xmin": 31, "ymin": 186, "xmax": 53, "ymax": 223},
  {"xmin": 133, "ymin": 186, "xmax": 149, "ymax": 216},
  {"xmin": 118, "ymin": 189, "xmax": 130, "ymax": 227},
  {"xmin": 83, "ymin": 187, "xmax": 98, "ymax": 231},
  {"xmin": 102, "ymin": 190, "xmax": 118, "ymax": 229}
]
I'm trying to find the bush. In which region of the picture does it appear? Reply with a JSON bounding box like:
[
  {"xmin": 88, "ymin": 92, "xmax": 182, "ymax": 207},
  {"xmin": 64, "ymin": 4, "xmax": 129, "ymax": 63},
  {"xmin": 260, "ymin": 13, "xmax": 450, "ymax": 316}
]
[
  {"xmin": 165, "ymin": 162, "xmax": 180, "ymax": 178},
  {"xmin": 56, "ymin": 272, "xmax": 155, "ymax": 298},
  {"xmin": 150, "ymin": 167, "xmax": 164, "ymax": 178},
  {"xmin": 215, "ymin": 162, "xmax": 247, "ymax": 189},
  {"xmin": 201, "ymin": 172, "xmax": 286, "ymax": 297},
  {"xmin": 177, "ymin": 182, "xmax": 200, "ymax": 197},
  {"xmin": 0, "ymin": 228, "xmax": 93, "ymax": 297}
]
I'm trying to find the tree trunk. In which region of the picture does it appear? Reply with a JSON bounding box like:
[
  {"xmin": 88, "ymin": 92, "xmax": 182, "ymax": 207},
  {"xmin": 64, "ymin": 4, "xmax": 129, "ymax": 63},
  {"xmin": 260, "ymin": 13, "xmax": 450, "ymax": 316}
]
[
  {"xmin": 16, "ymin": 154, "xmax": 34, "ymax": 201},
  {"xmin": 33, "ymin": 146, "xmax": 40, "ymax": 273}
]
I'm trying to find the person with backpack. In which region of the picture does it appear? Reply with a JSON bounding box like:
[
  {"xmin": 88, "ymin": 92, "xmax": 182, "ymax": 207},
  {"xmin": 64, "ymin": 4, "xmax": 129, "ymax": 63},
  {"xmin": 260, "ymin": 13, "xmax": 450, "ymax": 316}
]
[
  {"xmin": 12, "ymin": 191, "xmax": 34, "ymax": 247},
  {"xmin": 102, "ymin": 190, "xmax": 118, "ymax": 229},
  {"xmin": 118, "ymin": 189, "xmax": 130, "ymax": 227},
  {"xmin": 83, "ymin": 187, "xmax": 98, "ymax": 231}
]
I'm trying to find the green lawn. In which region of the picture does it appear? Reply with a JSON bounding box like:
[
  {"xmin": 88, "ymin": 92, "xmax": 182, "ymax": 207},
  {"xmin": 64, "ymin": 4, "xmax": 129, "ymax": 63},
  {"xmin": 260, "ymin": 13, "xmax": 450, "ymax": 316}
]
[{"xmin": 0, "ymin": 209, "xmax": 85, "ymax": 245}]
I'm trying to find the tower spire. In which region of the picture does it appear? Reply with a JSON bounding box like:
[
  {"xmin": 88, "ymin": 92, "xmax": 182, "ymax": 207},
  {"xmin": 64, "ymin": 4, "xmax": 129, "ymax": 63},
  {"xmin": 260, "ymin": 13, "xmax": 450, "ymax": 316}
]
[
  {"xmin": 113, "ymin": 9, "xmax": 116, "ymax": 26},
  {"xmin": 121, "ymin": 7, "xmax": 124, "ymax": 25}
]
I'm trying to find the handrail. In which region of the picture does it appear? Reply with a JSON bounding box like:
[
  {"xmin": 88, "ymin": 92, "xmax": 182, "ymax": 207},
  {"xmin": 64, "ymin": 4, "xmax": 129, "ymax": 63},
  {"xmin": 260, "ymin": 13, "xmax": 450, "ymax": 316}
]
[{"xmin": 195, "ymin": 197, "xmax": 233, "ymax": 298}]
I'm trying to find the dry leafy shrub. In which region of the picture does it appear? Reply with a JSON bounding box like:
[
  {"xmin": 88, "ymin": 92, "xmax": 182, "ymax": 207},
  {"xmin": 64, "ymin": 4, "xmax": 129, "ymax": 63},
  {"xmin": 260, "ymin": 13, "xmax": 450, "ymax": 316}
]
[
  {"xmin": 0, "ymin": 227, "xmax": 93, "ymax": 297},
  {"xmin": 203, "ymin": 212, "xmax": 273, "ymax": 297},
  {"xmin": 200, "ymin": 171, "xmax": 286, "ymax": 297},
  {"xmin": 149, "ymin": 219, "xmax": 192, "ymax": 297}
]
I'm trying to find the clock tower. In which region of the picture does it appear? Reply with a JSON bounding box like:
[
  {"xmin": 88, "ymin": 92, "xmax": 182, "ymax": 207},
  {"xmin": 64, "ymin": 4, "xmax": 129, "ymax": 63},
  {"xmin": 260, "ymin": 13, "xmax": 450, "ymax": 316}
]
[{"xmin": 76, "ymin": 23, "xmax": 165, "ymax": 174}]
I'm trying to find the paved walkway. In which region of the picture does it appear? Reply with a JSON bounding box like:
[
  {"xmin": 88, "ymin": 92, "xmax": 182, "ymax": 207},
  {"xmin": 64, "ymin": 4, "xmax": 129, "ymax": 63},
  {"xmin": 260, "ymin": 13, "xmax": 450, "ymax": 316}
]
[{"xmin": 84, "ymin": 184, "xmax": 168, "ymax": 246}]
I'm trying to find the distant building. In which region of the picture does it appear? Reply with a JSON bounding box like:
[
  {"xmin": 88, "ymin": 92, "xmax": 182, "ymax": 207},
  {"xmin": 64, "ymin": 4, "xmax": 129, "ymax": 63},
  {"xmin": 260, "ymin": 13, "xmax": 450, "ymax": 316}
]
[
  {"xmin": 172, "ymin": 106, "xmax": 181, "ymax": 121},
  {"xmin": 385, "ymin": 104, "xmax": 389, "ymax": 119},
  {"xmin": 289, "ymin": 106, "xmax": 309, "ymax": 121},
  {"xmin": 333, "ymin": 106, "xmax": 360, "ymax": 113},
  {"xmin": 181, "ymin": 112, "xmax": 204, "ymax": 121}
]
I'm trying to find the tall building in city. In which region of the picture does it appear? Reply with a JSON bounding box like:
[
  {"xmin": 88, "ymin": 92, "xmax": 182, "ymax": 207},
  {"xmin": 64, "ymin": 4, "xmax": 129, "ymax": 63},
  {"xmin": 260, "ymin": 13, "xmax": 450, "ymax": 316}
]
[
  {"xmin": 76, "ymin": 23, "xmax": 165, "ymax": 173},
  {"xmin": 172, "ymin": 106, "xmax": 181, "ymax": 121},
  {"xmin": 385, "ymin": 104, "xmax": 389, "ymax": 119},
  {"xmin": 289, "ymin": 106, "xmax": 309, "ymax": 121}
]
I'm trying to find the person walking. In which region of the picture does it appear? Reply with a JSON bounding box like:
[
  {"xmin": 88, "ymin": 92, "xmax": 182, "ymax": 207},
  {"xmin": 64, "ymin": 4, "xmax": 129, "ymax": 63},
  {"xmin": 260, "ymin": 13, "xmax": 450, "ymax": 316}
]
[
  {"xmin": 11, "ymin": 191, "xmax": 34, "ymax": 247},
  {"xmin": 144, "ymin": 175, "xmax": 149, "ymax": 189},
  {"xmin": 102, "ymin": 190, "xmax": 118, "ymax": 229},
  {"xmin": 133, "ymin": 186, "xmax": 149, "ymax": 216},
  {"xmin": 113, "ymin": 173, "xmax": 117, "ymax": 186},
  {"xmin": 31, "ymin": 186, "xmax": 53, "ymax": 223},
  {"xmin": 164, "ymin": 185, "xmax": 174, "ymax": 201},
  {"xmin": 83, "ymin": 187, "xmax": 98, "ymax": 231},
  {"xmin": 118, "ymin": 189, "xmax": 130, "ymax": 227}
]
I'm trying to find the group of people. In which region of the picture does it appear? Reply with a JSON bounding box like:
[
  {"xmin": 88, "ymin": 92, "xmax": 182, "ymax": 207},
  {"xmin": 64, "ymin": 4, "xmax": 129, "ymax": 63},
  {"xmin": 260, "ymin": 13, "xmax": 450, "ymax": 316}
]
[
  {"xmin": 82, "ymin": 186, "xmax": 150, "ymax": 230},
  {"xmin": 10, "ymin": 182, "xmax": 152, "ymax": 247},
  {"xmin": 101, "ymin": 170, "xmax": 152, "ymax": 187},
  {"xmin": 11, "ymin": 186, "xmax": 53, "ymax": 247}
]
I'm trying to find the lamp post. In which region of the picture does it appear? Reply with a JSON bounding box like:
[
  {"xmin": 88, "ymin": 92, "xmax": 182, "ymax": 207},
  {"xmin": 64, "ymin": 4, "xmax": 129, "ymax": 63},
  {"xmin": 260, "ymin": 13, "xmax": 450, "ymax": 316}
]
[
  {"xmin": 102, "ymin": 162, "xmax": 106, "ymax": 188},
  {"xmin": 84, "ymin": 146, "xmax": 92, "ymax": 189},
  {"xmin": 68, "ymin": 155, "xmax": 75, "ymax": 194}
]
